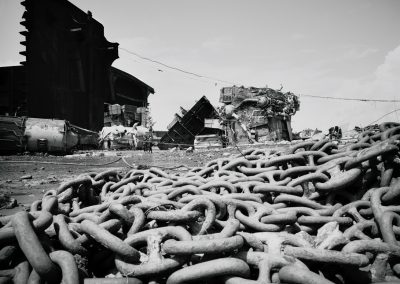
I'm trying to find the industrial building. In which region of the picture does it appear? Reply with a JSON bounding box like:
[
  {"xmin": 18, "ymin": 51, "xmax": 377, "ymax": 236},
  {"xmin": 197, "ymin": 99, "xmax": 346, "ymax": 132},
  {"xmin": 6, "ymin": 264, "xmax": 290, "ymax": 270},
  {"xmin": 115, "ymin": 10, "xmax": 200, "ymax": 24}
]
[{"xmin": 0, "ymin": 0, "xmax": 154, "ymax": 132}]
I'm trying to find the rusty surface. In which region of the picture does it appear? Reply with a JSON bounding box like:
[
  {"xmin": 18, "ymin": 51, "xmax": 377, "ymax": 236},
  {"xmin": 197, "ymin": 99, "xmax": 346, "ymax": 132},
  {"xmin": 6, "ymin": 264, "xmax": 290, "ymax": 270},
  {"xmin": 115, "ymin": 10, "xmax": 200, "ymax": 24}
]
[{"xmin": 0, "ymin": 122, "xmax": 399, "ymax": 283}]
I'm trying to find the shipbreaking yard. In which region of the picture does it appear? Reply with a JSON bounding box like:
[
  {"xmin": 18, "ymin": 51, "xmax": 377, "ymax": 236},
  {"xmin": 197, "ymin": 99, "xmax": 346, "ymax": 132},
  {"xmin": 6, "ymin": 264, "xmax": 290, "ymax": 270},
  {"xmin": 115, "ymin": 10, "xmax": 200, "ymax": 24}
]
[
  {"xmin": 1, "ymin": 0, "xmax": 400, "ymax": 284},
  {"xmin": 0, "ymin": 145, "xmax": 291, "ymax": 212},
  {"xmin": 1, "ymin": 129, "xmax": 400, "ymax": 284}
]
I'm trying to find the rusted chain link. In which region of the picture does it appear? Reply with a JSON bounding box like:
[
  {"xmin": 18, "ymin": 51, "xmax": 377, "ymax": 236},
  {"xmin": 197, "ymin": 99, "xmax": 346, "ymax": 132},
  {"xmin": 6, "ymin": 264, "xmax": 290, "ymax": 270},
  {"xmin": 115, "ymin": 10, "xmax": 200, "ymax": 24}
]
[{"xmin": 0, "ymin": 121, "xmax": 399, "ymax": 283}]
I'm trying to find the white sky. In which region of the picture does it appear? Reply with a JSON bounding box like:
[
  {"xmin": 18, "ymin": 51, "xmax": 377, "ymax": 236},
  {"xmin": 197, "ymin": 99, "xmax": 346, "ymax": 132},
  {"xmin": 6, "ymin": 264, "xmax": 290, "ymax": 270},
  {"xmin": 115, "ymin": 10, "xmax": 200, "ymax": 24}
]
[{"xmin": 1, "ymin": 0, "xmax": 400, "ymax": 132}]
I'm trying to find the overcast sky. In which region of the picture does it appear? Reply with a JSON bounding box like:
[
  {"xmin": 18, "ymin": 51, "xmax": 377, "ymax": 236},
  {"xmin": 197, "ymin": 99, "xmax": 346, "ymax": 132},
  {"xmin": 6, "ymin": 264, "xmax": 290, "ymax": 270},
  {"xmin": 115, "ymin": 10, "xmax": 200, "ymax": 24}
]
[{"xmin": 1, "ymin": 0, "xmax": 400, "ymax": 132}]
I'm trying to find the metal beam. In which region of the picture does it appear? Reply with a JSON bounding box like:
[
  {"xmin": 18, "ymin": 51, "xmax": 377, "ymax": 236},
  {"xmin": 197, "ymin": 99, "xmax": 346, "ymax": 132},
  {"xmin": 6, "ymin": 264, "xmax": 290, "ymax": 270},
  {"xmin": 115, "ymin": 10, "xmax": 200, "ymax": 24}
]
[
  {"xmin": 177, "ymin": 120, "xmax": 195, "ymax": 137},
  {"xmin": 116, "ymin": 92, "xmax": 145, "ymax": 103}
]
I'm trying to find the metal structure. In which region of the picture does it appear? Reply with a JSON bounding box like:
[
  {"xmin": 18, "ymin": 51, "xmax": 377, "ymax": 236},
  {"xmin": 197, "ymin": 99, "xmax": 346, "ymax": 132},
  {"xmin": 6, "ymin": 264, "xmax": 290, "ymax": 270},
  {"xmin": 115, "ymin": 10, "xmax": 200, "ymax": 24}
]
[
  {"xmin": 20, "ymin": 0, "xmax": 119, "ymax": 131},
  {"xmin": 0, "ymin": 66, "xmax": 27, "ymax": 117},
  {"xmin": 0, "ymin": 115, "xmax": 98, "ymax": 153},
  {"xmin": 0, "ymin": 116, "xmax": 26, "ymax": 153},
  {"xmin": 219, "ymin": 86, "xmax": 300, "ymax": 142},
  {"xmin": 159, "ymin": 96, "xmax": 220, "ymax": 149},
  {"xmin": 109, "ymin": 67, "xmax": 154, "ymax": 107},
  {"xmin": 24, "ymin": 118, "xmax": 79, "ymax": 152},
  {"xmin": 0, "ymin": 0, "xmax": 154, "ymax": 132}
]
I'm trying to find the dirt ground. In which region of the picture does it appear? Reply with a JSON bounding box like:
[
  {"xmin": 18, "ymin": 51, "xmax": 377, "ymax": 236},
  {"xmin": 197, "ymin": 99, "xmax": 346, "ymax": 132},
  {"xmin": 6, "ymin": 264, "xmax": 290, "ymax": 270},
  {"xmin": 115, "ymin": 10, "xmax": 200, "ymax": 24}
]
[{"xmin": 0, "ymin": 145, "xmax": 289, "ymax": 215}]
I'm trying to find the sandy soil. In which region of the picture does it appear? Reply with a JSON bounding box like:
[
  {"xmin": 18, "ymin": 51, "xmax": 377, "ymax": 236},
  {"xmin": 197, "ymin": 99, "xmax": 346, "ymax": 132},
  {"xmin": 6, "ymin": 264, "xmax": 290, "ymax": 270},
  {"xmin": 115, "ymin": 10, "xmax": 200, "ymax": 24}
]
[{"xmin": 0, "ymin": 145, "xmax": 288, "ymax": 215}]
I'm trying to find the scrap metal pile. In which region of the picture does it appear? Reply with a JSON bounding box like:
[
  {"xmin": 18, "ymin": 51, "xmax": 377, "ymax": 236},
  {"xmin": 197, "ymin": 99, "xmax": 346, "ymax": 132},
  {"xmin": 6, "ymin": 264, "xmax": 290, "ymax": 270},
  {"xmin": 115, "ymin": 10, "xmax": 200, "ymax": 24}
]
[
  {"xmin": 219, "ymin": 87, "xmax": 300, "ymax": 142},
  {"xmin": 220, "ymin": 86, "xmax": 300, "ymax": 118},
  {"xmin": 234, "ymin": 90, "xmax": 300, "ymax": 118},
  {"xmin": 1, "ymin": 122, "xmax": 400, "ymax": 284}
]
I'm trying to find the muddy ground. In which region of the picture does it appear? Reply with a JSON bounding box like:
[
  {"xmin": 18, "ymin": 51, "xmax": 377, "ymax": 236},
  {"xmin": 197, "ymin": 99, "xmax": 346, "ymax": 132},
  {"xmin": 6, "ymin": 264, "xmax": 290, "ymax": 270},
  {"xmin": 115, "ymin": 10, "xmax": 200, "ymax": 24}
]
[{"xmin": 0, "ymin": 144, "xmax": 289, "ymax": 215}]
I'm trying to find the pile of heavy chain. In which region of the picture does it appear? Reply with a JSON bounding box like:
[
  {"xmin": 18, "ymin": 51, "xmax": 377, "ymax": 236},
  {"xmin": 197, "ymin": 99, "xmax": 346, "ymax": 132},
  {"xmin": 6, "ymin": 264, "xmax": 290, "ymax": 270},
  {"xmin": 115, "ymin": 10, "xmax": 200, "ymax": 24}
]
[{"xmin": 0, "ymin": 122, "xmax": 399, "ymax": 284}]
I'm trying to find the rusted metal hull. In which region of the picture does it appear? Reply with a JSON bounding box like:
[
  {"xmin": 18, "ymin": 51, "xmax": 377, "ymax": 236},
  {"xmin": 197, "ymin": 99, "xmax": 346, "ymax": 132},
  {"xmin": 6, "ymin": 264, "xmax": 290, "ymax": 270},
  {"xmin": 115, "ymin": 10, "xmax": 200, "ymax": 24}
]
[
  {"xmin": 159, "ymin": 96, "xmax": 220, "ymax": 150},
  {"xmin": 24, "ymin": 118, "xmax": 78, "ymax": 153},
  {"xmin": 0, "ymin": 116, "xmax": 26, "ymax": 153},
  {"xmin": 0, "ymin": 116, "xmax": 97, "ymax": 154}
]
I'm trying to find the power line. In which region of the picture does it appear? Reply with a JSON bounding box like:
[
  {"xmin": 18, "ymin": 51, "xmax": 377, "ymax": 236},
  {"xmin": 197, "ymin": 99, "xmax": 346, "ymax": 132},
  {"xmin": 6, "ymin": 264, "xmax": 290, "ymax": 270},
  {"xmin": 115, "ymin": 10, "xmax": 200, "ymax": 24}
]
[
  {"xmin": 119, "ymin": 47, "xmax": 237, "ymax": 85},
  {"xmin": 340, "ymin": 108, "xmax": 400, "ymax": 133},
  {"xmin": 120, "ymin": 47, "xmax": 400, "ymax": 103},
  {"xmin": 366, "ymin": 108, "xmax": 400, "ymax": 126},
  {"xmin": 299, "ymin": 94, "xmax": 400, "ymax": 103},
  {"xmin": 118, "ymin": 50, "xmax": 212, "ymax": 85}
]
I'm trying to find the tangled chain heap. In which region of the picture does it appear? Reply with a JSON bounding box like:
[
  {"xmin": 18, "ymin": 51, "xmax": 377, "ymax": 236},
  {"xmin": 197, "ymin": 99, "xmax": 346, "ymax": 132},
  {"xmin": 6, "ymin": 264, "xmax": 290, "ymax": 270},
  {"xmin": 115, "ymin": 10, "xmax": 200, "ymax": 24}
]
[{"xmin": 0, "ymin": 122, "xmax": 400, "ymax": 284}]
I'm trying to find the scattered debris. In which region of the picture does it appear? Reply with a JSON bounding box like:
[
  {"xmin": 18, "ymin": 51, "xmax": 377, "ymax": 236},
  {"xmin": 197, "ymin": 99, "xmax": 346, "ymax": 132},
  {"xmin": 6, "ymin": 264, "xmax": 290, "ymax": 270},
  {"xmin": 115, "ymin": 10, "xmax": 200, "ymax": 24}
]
[
  {"xmin": 20, "ymin": 174, "xmax": 32, "ymax": 180},
  {"xmin": 0, "ymin": 194, "xmax": 17, "ymax": 209}
]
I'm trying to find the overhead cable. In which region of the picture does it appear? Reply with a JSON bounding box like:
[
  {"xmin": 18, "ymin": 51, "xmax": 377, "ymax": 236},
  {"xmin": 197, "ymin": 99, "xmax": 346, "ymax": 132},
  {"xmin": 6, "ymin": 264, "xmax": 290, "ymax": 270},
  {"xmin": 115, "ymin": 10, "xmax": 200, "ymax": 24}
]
[
  {"xmin": 299, "ymin": 94, "xmax": 400, "ymax": 103},
  {"xmin": 366, "ymin": 108, "xmax": 400, "ymax": 126},
  {"xmin": 120, "ymin": 47, "xmax": 237, "ymax": 85},
  {"xmin": 120, "ymin": 47, "xmax": 400, "ymax": 103}
]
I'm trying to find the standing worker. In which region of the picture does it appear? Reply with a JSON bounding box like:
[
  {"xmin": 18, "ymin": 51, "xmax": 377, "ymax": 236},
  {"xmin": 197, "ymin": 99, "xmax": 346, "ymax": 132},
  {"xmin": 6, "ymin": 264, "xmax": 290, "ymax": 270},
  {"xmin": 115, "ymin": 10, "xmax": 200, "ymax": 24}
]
[{"xmin": 147, "ymin": 135, "xmax": 153, "ymax": 153}]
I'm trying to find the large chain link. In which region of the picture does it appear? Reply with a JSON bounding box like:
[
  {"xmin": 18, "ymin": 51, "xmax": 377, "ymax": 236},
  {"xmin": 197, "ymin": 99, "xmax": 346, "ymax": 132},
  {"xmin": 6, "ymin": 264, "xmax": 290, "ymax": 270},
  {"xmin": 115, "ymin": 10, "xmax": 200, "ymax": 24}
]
[{"xmin": 0, "ymin": 122, "xmax": 399, "ymax": 283}]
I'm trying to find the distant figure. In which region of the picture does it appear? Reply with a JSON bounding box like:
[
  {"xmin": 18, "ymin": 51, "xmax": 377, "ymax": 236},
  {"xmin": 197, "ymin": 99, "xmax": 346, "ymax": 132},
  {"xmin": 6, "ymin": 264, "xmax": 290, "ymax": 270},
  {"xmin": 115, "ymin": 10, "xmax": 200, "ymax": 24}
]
[
  {"xmin": 126, "ymin": 128, "xmax": 137, "ymax": 150},
  {"xmin": 147, "ymin": 137, "xmax": 153, "ymax": 153},
  {"xmin": 143, "ymin": 136, "xmax": 153, "ymax": 153},
  {"xmin": 143, "ymin": 137, "xmax": 148, "ymax": 152}
]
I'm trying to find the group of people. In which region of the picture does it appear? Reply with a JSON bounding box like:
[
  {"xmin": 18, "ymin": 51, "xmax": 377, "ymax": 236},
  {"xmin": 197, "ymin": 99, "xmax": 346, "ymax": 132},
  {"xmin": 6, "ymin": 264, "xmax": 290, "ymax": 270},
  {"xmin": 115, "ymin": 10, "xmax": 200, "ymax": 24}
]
[{"xmin": 328, "ymin": 126, "xmax": 343, "ymax": 140}]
